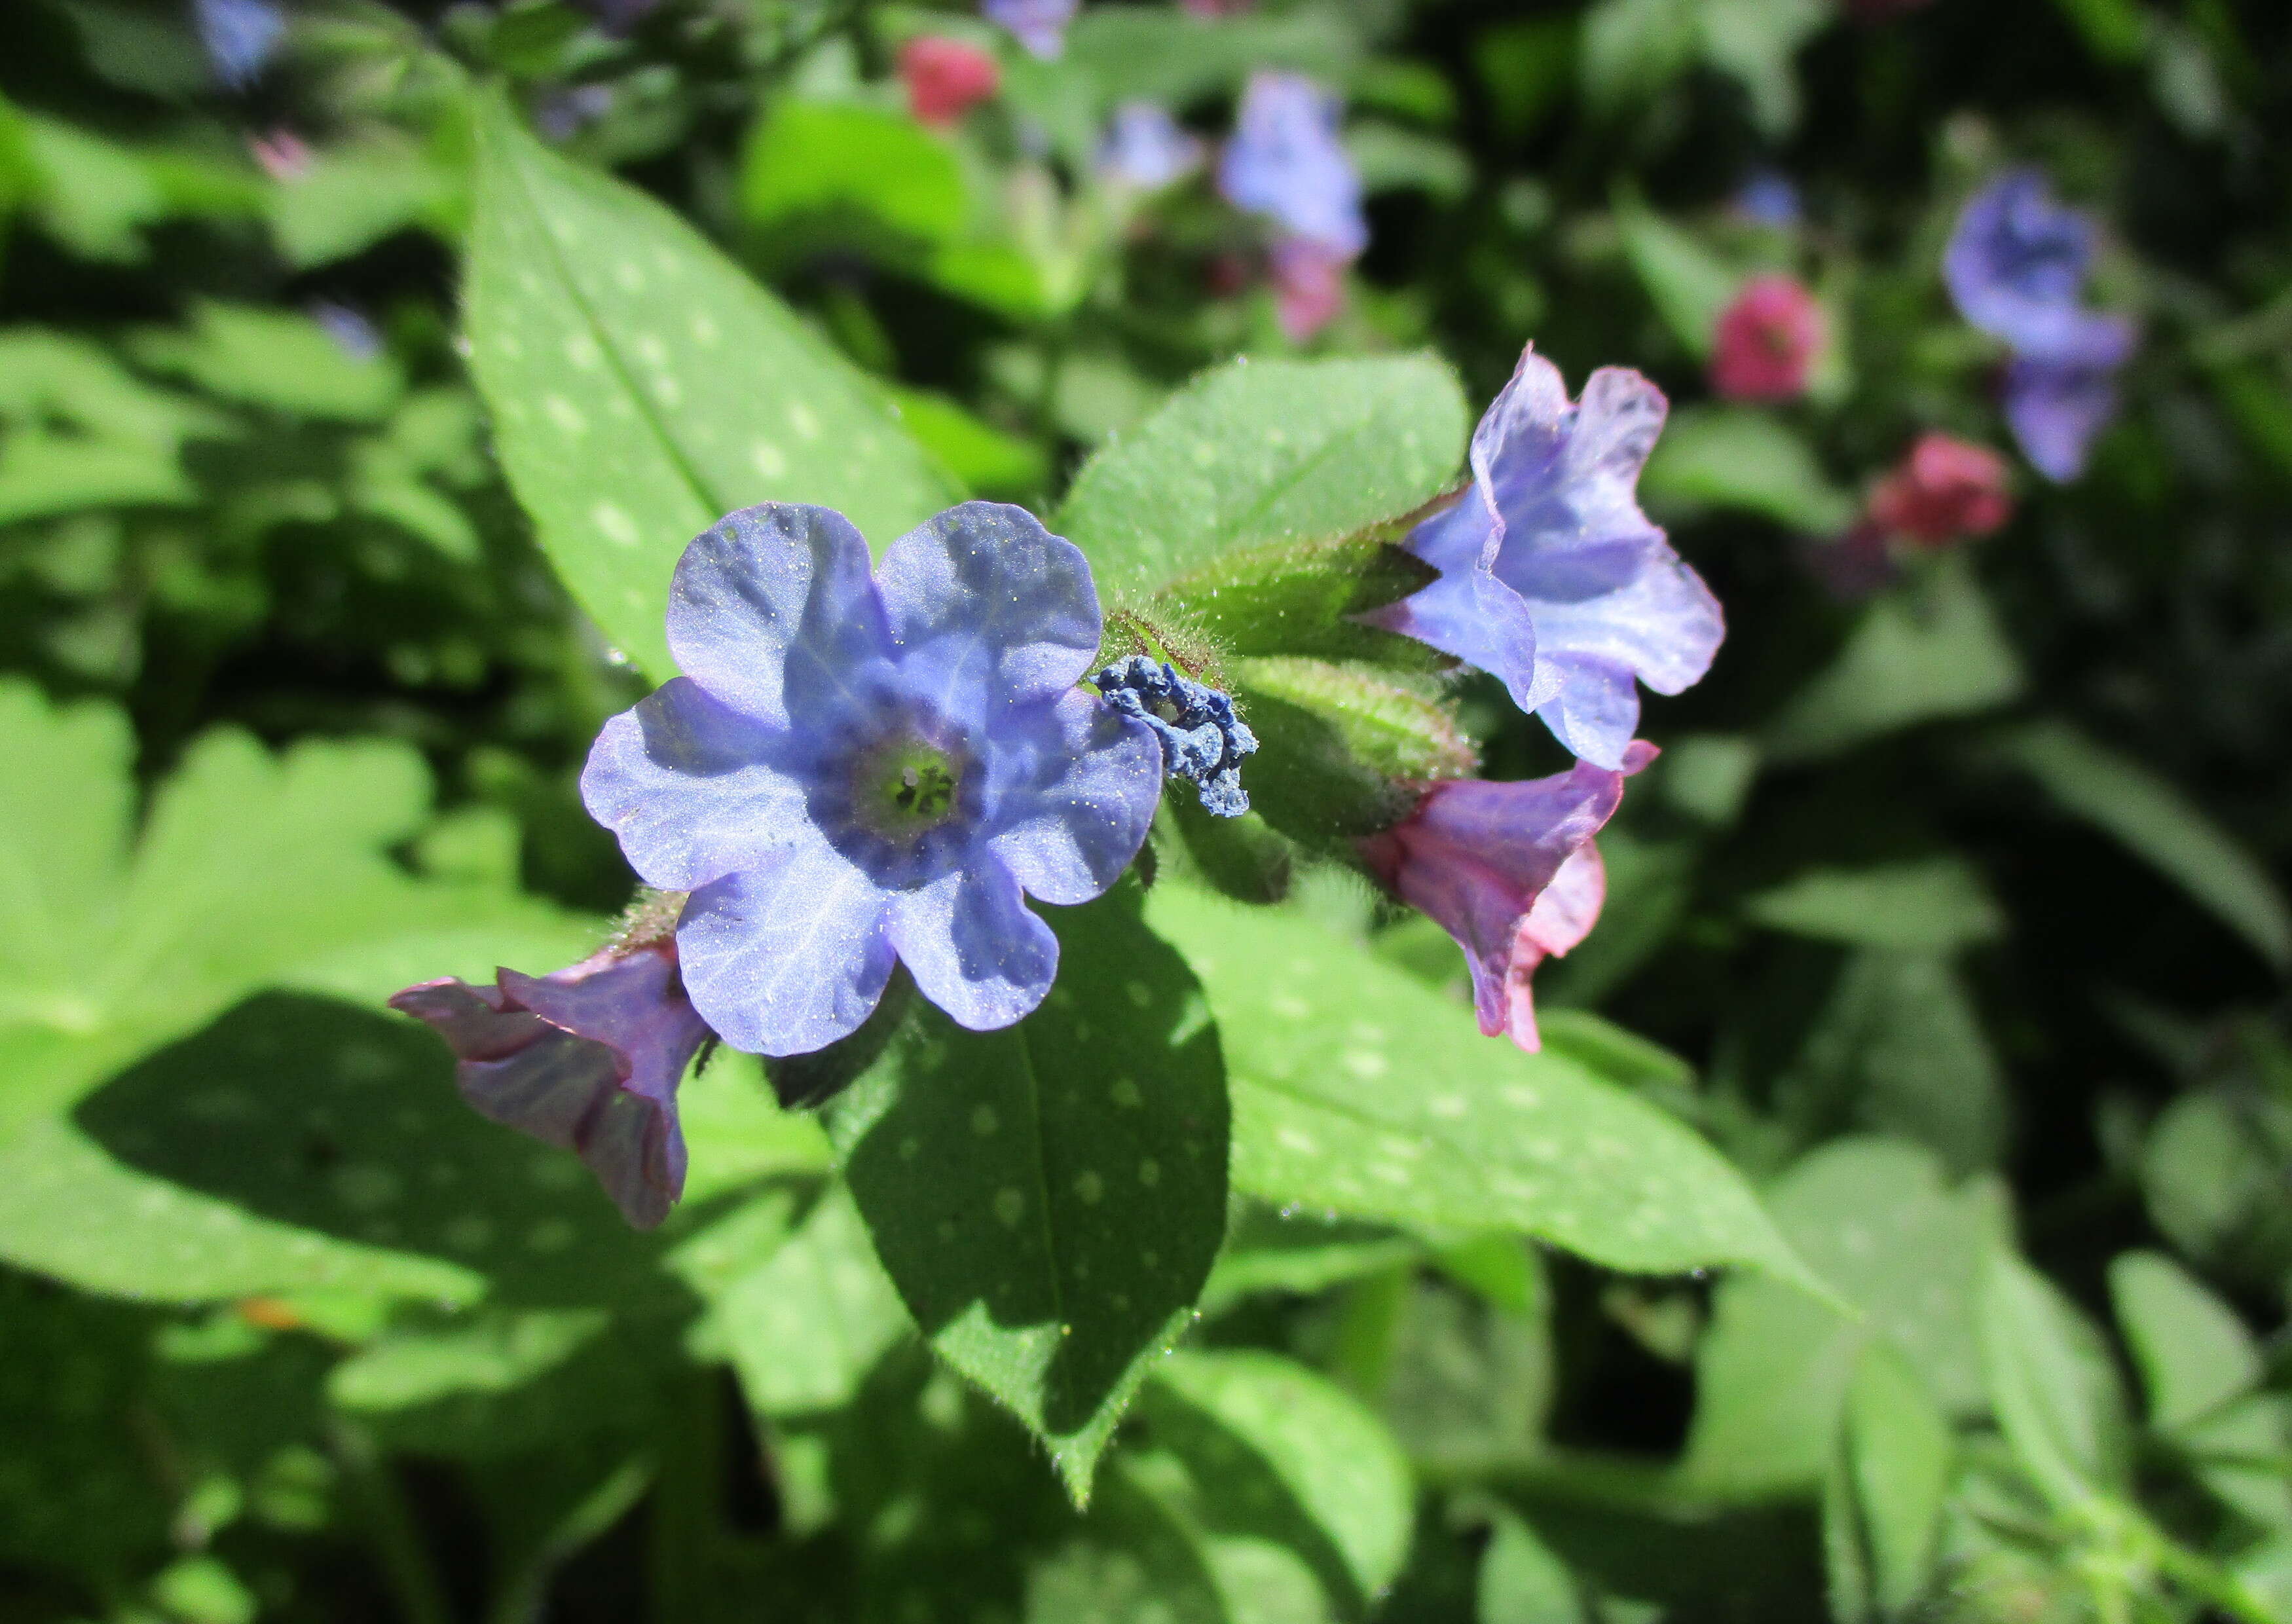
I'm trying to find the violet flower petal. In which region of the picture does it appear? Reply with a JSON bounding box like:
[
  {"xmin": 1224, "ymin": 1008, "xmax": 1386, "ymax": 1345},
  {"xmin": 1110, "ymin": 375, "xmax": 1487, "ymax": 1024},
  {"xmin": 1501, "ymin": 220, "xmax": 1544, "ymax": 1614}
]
[
  {"xmin": 886, "ymin": 863, "xmax": 1060, "ymax": 1031},
  {"xmin": 985, "ymin": 688, "xmax": 1163, "ymax": 905},
  {"xmin": 677, "ymin": 845, "xmax": 898, "ymax": 1057},
  {"xmin": 876, "ymin": 503, "xmax": 1103, "ymax": 707}
]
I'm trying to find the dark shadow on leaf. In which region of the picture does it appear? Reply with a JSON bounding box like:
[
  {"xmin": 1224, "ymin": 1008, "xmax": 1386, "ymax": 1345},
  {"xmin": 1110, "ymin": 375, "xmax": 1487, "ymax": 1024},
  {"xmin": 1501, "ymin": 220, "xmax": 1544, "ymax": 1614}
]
[{"xmin": 77, "ymin": 993, "xmax": 695, "ymax": 1312}]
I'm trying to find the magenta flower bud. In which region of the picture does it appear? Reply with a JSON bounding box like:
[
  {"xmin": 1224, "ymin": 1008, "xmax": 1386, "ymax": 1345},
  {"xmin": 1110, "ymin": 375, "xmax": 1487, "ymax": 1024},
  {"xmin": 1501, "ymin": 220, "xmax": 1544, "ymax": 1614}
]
[
  {"xmin": 1709, "ymin": 274, "xmax": 1822, "ymax": 402},
  {"xmin": 900, "ymin": 37, "xmax": 1001, "ymax": 129},
  {"xmin": 390, "ymin": 942, "xmax": 712, "ymax": 1230},
  {"xmin": 1867, "ymin": 432, "xmax": 2014, "ymax": 548},
  {"xmin": 1268, "ymin": 237, "xmax": 1347, "ymax": 341},
  {"xmin": 1358, "ymin": 745, "xmax": 1654, "ymax": 1052}
]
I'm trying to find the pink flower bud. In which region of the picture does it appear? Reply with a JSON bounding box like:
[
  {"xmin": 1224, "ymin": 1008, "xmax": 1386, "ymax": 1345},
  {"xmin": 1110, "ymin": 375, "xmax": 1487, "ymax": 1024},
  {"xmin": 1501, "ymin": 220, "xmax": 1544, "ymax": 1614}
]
[
  {"xmin": 1867, "ymin": 432, "xmax": 2014, "ymax": 548},
  {"xmin": 899, "ymin": 36, "xmax": 1001, "ymax": 130},
  {"xmin": 1709, "ymin": 274, "xmax": 1822, "ymax": 402}
]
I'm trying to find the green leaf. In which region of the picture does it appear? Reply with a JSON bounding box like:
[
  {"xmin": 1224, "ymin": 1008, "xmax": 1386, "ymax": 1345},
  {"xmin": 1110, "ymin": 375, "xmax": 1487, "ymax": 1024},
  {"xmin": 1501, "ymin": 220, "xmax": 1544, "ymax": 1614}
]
[
  {"xmin": 1823, "ymin": 1342, "xmax": 1953, "ymax": 1623},
  {"xmin": 1697, "ymin": 0, "xmax": 1828, "ymax": 138},
  {"xmin": 1997, "ymin": 722, "xmax": 2292, "ymax": 970},
  {"xmin": 1745, "ymin": 859, "xmax": 2006, "ymax": 954},
  {"xmin": 1680, "ymin": 1137, "xmax": 2003, "ymax": 1500},
  {"xmin": 1202, "ymin": 1208, "xmax": 1423, "ymax": 1312},
  {"xmin": 1150, "ymin": 1349, "xmax": 1416, "ymax": 1609},
  {"xmin": 1348, "ymin": 122, "xmax": 1472, "ymax": 203},
  {"xmin": 1380, "ymin": 1272, "xmax": 1553, "ymax": 1466},
  {"xmin": 830, "ymin": 893, "xmax": 1230, "ymax": 1503},
  {"xmin": 1979, "ymin": 1245, "xmax": 2134, "ymax": 1511},
  {"xmin": 1058, "ymin": 354, "xmax": 1469, "ymax": 602},
  {"xmin": 1640, "ymin": 405, "xmax": 1857, "ymax": 533},
  {"xmin": 1479, "ymin": 1508, "xmax": 1586, "ymax": 1624},
  {"xmin": 886, "ymin": 384, "xmax": 1049, "ymax": 498},
  {"xmin": 743, "ymin": 99, "xmax": 966, "ymax": 244},
  {"xmin": 2109, "ymin": 1250, "xmax": 2292, "ymax": 1530},
  {"xmin": 1579, "ymin": 0, "xmax": 1701, "ymax": 123},
  {"xmin": 689, "ymin": 1183, "xmax": 910, "ymax": 1417},
  {"xmin": 1061, "ymin": 6, "xmax": 1363, "ymax": 109},
  {"xmin": 1779, "ymin": 951, "xmax": 2008, "ymax": 1175},
  {"xmin": 2109, "ymin": 1250, "xmax": 2259, "ymax": 1430},
  {"xmin": 1614, "ymin": 191, "xmax": 1739, "ymax": 360},
  {"xmin": 463, "ymin": 91, "xmax": 956, "ymax": 678},
  {"xmin": 1765, "ymin": 557, "xmax": 2024, "ymax": 762},
  {"xmin": 268, "ymin": 136, "xmax": 464, "ymax": 269},
  {"xmin": 128, "ymin": 301, "xmax": 404, "ymax": 422},
  {"xmin": 1144, "ymin": 885, "xmax": 1811, "ymax": 1285},
  {"xmin": 1232, "ymin": 657, "xmax": 1472, "ymax": 841}
]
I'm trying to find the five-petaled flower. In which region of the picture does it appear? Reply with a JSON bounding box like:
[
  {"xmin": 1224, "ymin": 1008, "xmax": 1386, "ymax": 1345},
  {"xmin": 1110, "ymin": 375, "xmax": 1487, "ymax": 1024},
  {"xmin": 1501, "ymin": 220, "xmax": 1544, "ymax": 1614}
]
[
  {"xmin": 581, "ymin": 502, "xmax": 1161, "ymax": 1057},
  {"xmin": 1944, "ymin": 169, "xmax": 2135, "ymax": 483},
  {"xmin": 1363, "ymin": 345, "xmax": 1724, "ymax": 771},
  {"xmin": 390, "ymin": 942, "xmax": 711, "ymax": 1230},
  {"xmin": 1709, "ymin": 274, "xmax": 1823, "ymax": 402},
  {"xmin": 1359, "ymin": 745, "xmax": 1655, "ymax": 1052}
]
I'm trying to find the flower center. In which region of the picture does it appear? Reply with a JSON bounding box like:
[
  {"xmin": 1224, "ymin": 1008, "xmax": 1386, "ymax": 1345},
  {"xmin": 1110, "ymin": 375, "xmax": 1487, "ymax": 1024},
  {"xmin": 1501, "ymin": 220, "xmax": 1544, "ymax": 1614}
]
[{"xmin": 853, "ymin": 735, "xmax": 967, "ymax": 843}]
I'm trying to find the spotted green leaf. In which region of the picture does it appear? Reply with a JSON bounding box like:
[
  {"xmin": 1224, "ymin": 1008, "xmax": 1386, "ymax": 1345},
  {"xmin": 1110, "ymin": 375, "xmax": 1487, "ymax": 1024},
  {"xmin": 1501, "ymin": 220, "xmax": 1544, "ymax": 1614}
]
[
  {"xmin": 464, "ymin": 92, "xmax": 957, "ymax": 678},
  {"xmin": 1144, "ymin": 885, "xmax": 1810, "ymax": 1286},
  {"xmin": 1056, "ymin": 354, "xmax": 1469, "ymax": 602},
  {"xmin": 1149, "ymin": 1349, "xmax": 1416, "ymax": 1611},
  {"xmin": 830, "ymin": 892, "xmax": 1230, "ymax": 1504}
]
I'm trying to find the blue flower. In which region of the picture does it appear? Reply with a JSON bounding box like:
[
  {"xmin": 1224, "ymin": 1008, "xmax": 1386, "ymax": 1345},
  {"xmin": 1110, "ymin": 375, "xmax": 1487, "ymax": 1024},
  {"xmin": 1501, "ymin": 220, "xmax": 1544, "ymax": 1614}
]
[
  {"xmin": 1217, "ymin": 72, "xmax": 1367, "ymax": 261},
  {"xmin": 1945, "ymin": 169, "xmax": 2136, "ymax": 481},
  {"xmin": 582, "ymin": 502, "xmax": 1162, "ymax": 1057},
  {"xmin": 982, "ymin": 0, "xmax": 1077, "ymax": 58},
  {"xmin": 1733, "ymin": 168, "xmax": 1802, "ymax": 229},
  {"xmin": 1363, "ymin": 346, "xmax": 1725, "ymax": 771},
  {"xmin": 1099, "ymin": 101, "xmax": 1204, "ymax": 191},
  {"xmin": 192, "ymin": 0, "xmax": 284, "ymax": 90},
  {"xmin": 1093, "ymin": 655, "xmax": 1258, "ymax": 817},
  {"xmin": 391, "ymin": 942, "xmax": 711, "ymax": 1230}
]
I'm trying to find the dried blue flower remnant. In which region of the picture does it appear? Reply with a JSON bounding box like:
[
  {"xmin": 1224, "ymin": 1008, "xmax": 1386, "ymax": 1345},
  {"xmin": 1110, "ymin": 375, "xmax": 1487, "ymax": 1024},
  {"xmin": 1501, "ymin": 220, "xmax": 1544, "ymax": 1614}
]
[
  {"xmin": 582, "ymin": 502, "xmax": 1160, "ymax": 1057},
  {"xmin": 1094, "ymin": 655, "xmax": 1259, "ymax": 818}
]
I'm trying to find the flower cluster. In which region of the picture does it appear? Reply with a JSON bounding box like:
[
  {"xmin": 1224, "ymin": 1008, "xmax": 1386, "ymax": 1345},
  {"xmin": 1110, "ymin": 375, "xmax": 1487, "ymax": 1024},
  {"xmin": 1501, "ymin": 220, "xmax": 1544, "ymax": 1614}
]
[
  {"xmin": 1217, "ymin": 72, "xmax": 1367, "ymax": 341},
  {"xmin": 394, "ymin": 345, "xmax": 1728, "ymax": 1227},
  {"xmin": 1093, "ymin": 655, "xmax": 1259, "ymax": 817},
  {"xmin": 1946, "ymin": 170, "xmax": 2136, "ymax": 481}
]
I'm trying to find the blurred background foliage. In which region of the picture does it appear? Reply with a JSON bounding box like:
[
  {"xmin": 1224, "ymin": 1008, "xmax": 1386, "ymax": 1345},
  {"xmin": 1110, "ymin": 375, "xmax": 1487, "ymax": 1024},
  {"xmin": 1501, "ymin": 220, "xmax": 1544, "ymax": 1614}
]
[{"xmin": 2, "ymin": 0, "xmax": 2291, "ymax": 1621}]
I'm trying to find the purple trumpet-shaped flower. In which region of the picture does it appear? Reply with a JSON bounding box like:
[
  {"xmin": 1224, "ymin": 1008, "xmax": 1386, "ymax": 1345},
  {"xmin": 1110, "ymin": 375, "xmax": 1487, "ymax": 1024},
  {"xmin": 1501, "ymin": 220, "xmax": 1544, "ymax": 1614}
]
[
  {"xmin": 1094, "ymin": 655, "xmax": 1257, "ymax": 817},
  {"xmin": 1944, "ymin": 170, "xmax": 2136, "ymax": 482},
  {"xmin": 390, "ymin": 942, "xmax": 711, "ymax": 1230},
  {"xmin": 1099, "ymin": 101, "xmax": 1205, "ymax": 191},
  {"xmin": 982, "ymin": 0, "xmax": 1077, "ymax": 58},
  {"xmin": 582, "ymin": 502, "xmax": 1162, "ymax": 1057},
  {"xmin": 1217, "ymin": 72, "xmax": 1367, "ymax": 261},
  {"xmin": 1359, "ymin": 745, "xmax": 1654, "ymax": 1052},
  {"xmin": 1362, "ymin": 345, "xmax": 1724, "ymax": 771}
]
